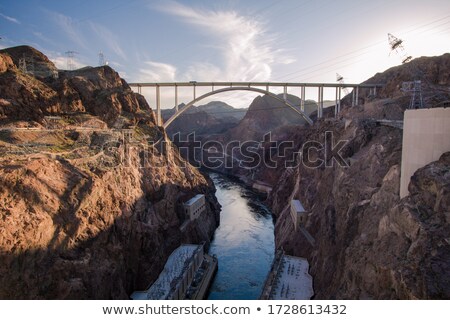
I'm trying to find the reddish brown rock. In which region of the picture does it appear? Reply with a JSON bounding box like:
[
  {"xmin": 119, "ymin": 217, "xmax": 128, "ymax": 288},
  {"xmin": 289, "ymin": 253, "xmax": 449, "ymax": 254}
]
[{"xmin": 0, "ymin": 46, "xmax": 220, "ymax": 299}]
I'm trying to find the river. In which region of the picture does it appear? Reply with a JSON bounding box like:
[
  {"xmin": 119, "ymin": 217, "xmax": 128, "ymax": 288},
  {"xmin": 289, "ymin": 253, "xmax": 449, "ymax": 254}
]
[{"xmin": 207, "ymin": 172, "xmax": 275, "ymax": 300}]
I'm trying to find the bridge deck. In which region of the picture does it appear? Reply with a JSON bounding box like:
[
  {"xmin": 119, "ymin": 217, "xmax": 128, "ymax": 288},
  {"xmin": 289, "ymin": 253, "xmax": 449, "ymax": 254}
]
[{"xmin": 129, "ymin": 81, "xmax": 384, "ymax": 88}]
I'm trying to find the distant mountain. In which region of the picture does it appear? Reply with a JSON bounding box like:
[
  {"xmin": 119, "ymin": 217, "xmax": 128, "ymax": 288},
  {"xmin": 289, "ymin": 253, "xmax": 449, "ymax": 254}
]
[
  {"xmin": 162, "ymin": 100, "xmax": 247, "ymax": 120},
  {"xmin": 197, "ymin": 101, "xmax": 247, "ymax": 120},
  {"xmin": 162, "ymin": 101, "xmax": 247, "ymax": 138},
  {"xmin": 225, "ymin": 93, "xmax": 318, "ymax": 141}
]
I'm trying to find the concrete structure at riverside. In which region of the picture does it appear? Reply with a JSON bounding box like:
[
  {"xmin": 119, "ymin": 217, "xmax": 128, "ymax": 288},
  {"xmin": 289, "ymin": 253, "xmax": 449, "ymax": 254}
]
[
  {"xmin": 260, "ymin": 251, "xmax": 314, "ymax": 300},
  {"xmin": 184, "ymin": 194, "xmax": 206, "ymax": 221},
  {"xmin": 400, "ymin": 107, "xmax": 450, "ymax": 198},
  {"xmin": 290, "ymin": 199, "xmax": 308, "ymax": 231},
  {"xmin": 131, "ymin": 244, "xmax": 217, "ymax": 300}
]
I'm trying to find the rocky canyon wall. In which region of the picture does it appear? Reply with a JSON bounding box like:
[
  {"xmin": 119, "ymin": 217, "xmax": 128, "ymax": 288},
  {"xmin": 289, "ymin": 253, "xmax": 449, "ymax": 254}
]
[{"xmin": 0, "ymin": 46, "xmax": 220, "ymax": 299}]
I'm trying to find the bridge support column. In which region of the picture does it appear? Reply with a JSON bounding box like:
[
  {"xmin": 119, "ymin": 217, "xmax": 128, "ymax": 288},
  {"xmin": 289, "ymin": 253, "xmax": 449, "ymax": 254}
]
[
  {"xmin": 175, "ymin": 85, "xmax": 178, "ymax": 112},
  {"xmin": 193, "ymin": 85, "xmax": 196, "ymax": 100},
  {"xmin": 338, "ymin": 87, "xmax": 341, "ymax": 115},
  {"xmin": 321, "ymin": 86, "xmax": 324, "ymax": 118},
  {"xmin": 156, "ymin": 85, "xmax": 161, "ymax": 126},
  {"xmin": 352, "ymin": 88, "xmax": 355, "ymax": 107},
  {"xmin": 283, "ymin": 86, "xmax": 287, "ymax": 101},
  {"xmin": 317, "ymin": 86, "xmax": 323, "ymax": 118},
  {"xmin": 301, "ymin": 86, "xmax": 305, "ymax": 112},
  {"xmin": 335, "ymin": 87, "xmax": 339, "ymax": 117},
  {"xmin": 355, "ymin": 86, "xmax": 359, "ymax": 106}
]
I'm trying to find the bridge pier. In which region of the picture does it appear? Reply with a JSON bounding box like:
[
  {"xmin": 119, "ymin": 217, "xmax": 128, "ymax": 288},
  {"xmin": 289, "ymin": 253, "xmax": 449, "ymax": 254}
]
[
  {"xmin": 300, "ymin": 86, "xmax": 305, "ymax": 112},
  {"xmin": 317, "ymin": 86, "xmax": 324, "ymax": 118},
  {"xmin": 175, "ymin": 85, "xmax": 178, "ymax": 112},
  {"xmin": 355, "ymin": 86, "xmax": 359, "ymax": 106},
  {"xmin": 156, "ymin": 85, "xmax": 161, "ymax": 126},
  {"xmin": 283, "ymin": 85, "xmax": 287, "ymax": 101},
  {"xmin": 335, "ymin": 87, "xmax": 339, "ymax": 117},
  {"xmin": 351, "ymin": 86, "xmax": 360, "ymax": 106},
  {"xmin": 352, "ymin": 88, "xmax": 355, "ymax": 107},
  {"xmin": 338, "ymin": 87, "xmax": 342, "ymax": 115}
]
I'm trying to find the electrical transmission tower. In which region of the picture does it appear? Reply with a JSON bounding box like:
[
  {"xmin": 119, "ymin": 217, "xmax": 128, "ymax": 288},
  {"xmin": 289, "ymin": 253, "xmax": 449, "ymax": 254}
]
[
  {"xmin": 388, "ymin": 33, "xmax": 412, "ymax": 64},
  {"xmin": 18, "ymin": 54, "xmax": 34, "ymax": 75},
  {"xmin": 402, "ymin": 81, "xmax": 424, "ymax": 109},
  {"xmin": 336, "ymin": 73, "xmax": 350, "ymax": 95},
  {"xmin": 98, "ymin": 51, "xmax": 105, "ymax": 66},
  {"xmin": 19, "ymin": 56, "xmax": 27, "ymax": 73},
  {"xmin": 65, "ymin": 51, "xmax": 78, "ymax": 70}
]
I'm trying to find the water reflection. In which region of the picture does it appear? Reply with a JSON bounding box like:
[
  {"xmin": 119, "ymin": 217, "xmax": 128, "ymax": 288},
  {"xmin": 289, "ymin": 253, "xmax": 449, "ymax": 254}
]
[{"xmin": 207, "ymin": 173, "xmax": 275, "ymax": 300}]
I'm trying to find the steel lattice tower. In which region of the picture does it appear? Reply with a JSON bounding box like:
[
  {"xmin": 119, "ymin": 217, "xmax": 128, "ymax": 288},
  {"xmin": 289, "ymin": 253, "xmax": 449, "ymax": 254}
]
[
  {"xmin": 388, "ymin": 33, "xmax": 412, "ymax": 64},
  {"xmin": 65, "ymin": 51, "xmax": 78, "ymax": 70},
  {"xmin": 98, "ymin": 51, "xmax": 105, "ymax": 66},
  {"xmin": 402, "ymin": 81, "xmax": 424, "ymax": 109},
  {"xmin": 336, "ymin": 73, "xmax": 350, "ymax": 95}
]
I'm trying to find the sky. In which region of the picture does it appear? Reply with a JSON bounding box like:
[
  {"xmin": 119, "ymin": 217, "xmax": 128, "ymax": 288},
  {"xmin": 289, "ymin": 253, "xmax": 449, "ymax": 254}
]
[{"xmin": 1, "ymin": 0, "xmax": 449, "ymax": 109}]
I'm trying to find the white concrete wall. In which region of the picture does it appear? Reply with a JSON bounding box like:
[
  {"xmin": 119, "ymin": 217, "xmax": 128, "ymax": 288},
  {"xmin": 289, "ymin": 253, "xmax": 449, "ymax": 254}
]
[
  {"xmin": 184, "ymin": 195, "xmax": 206, "ymax": 221},
  {"xmin": 400, "ymin": 107, "xmax": 450, "ymax": 198}
]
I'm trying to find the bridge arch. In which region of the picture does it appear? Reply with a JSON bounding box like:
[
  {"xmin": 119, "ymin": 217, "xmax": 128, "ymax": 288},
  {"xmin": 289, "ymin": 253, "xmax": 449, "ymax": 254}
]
[{"xmin": 162, "ymin": 86, "xmax": 314, "ymax": 129}]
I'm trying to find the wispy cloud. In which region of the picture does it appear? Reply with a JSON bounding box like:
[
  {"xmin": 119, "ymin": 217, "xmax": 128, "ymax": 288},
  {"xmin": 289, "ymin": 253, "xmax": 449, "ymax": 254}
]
[
  {"xmin": 89, "ymin": 22, "xmax": 127, "ymax": 61},
  {"xmin": 47, "ymin": 10, "xmax": 87, "ymax": 49},
  {"xmin": 137, "ymin": 1, "xmax": 294, "ymax": 107},
  {"xmin": 156, "ymin": 1, "xmax": 294, "ymax": 82},
  {"xmin": 32, "ymin": 31, "xmax": 59, "ymax": 47},
  {"xmin": 184, "ymin": 62, "xmax": 222, "ymax": 81},
  {"xmin": 0, "ymin": 13, "xmax": 20, "ymax": 24},
  {"xmin": 136, "ymin": 61, "xmax": 177, "ymax": 82},
  {"xmin": 47, "ymin": 52, "xmax": 85, "ymax": 70}
]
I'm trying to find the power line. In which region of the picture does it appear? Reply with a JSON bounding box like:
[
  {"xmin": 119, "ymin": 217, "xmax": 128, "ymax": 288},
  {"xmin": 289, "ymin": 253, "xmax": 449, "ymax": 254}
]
[
  {"xmin": 398, "ymin": 14, "xmax": 450, "ymax": 36},
  {"xmin": 388, "ymin": 33, "xmax": 412, "ymax": 64},
  {"xmin": 272, "ymin": 13, "xmax": 450, "ymax": 81},
  {"xmin": 250, "ymin": 0, "xmax": 286, "ymax": 16}
]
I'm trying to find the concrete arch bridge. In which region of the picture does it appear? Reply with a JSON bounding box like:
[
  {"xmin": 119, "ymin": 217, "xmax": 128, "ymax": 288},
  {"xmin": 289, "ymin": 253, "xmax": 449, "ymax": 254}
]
[{"xmin": 128, "ymin": 82, "xmax": 384, "ymax": 128}]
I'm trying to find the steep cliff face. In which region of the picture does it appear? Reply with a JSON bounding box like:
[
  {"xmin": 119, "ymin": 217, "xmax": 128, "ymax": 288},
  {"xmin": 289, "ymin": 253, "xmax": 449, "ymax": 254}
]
[
  {"xmin": 0, "ymin": 45, "xmax": 151, "ymax": 126},
  {"xmin": 340, "ymin": 53, "xmax": 450, "ymax": 114},
  {"xmin": 271, "ymin": 144, "xmax": 449, "ymax": 299},
  {"xmin": 0, "ymin": 139, "xmax": 219, "ymax": 299},
  {"xmin": 0, "ymin": 46, "xmax": 219, "ymax": 299},
  {"xmin": 268, "ymin": 54, "xmax": 450, "ymax": 299}
]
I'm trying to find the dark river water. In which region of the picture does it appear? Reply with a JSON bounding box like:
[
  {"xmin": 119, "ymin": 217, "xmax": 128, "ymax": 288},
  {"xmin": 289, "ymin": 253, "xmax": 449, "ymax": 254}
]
[{"xmin": 207, "ymin": 172, "xmax": 275, "ymax": 300}]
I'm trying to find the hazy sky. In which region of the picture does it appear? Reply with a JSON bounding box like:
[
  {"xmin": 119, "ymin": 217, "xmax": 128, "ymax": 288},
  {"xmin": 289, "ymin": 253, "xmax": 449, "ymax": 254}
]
[{"xmin": 1, "ymin": 0, "xmax": 449, "ymax": 108}]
